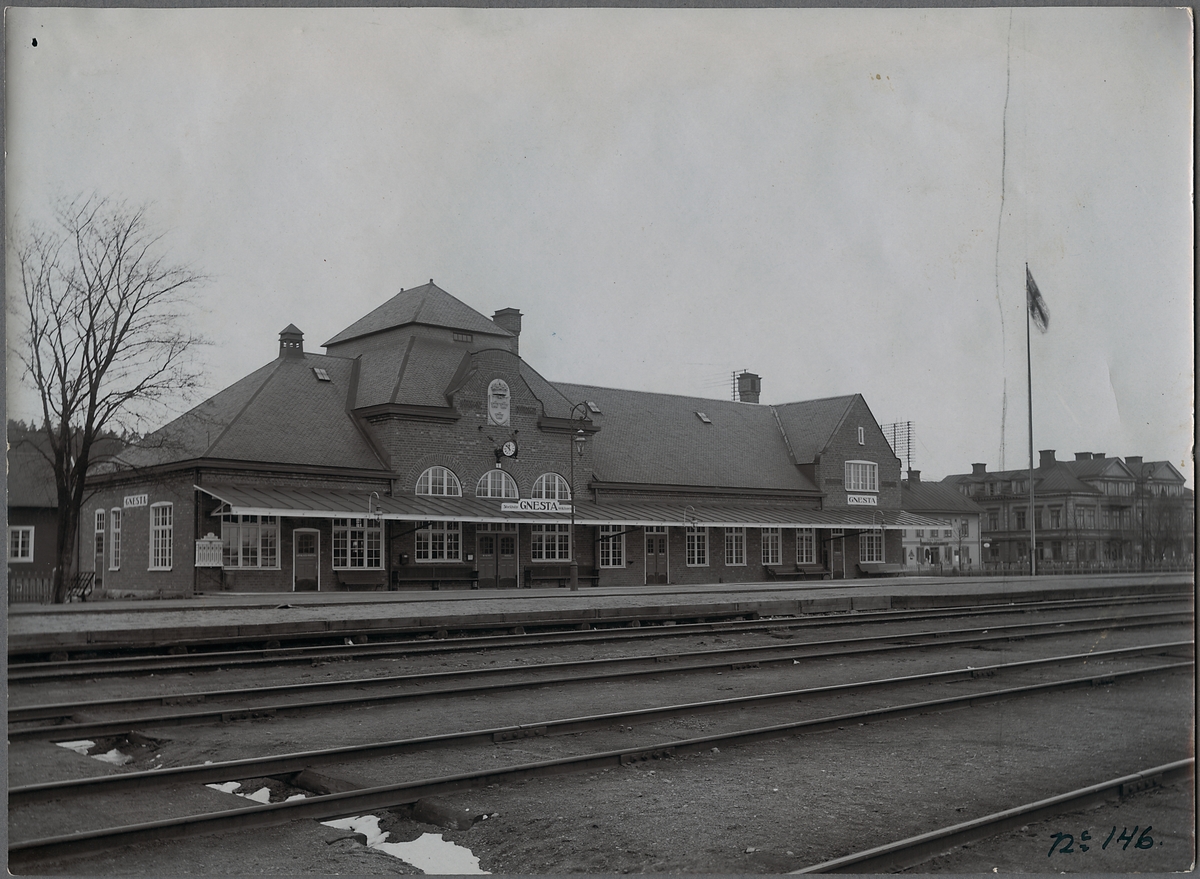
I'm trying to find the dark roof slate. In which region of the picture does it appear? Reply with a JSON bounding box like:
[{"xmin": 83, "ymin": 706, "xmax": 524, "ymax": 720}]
[
  {"xmin": 6, "ymin": 443, "xmax": 57, "ymax": 508},
  {"xmin": 323, "ymin": 282, "xmax": 512, "ymax": 347},
  {"xmin": 772, "ymin": 396, "xmax": 859, "ymax": 462},
  {"xmin": 902, "ymin": 480, "xmax": 984, "ymax": 514},
  {"xmin": 553, "ymin": 382, "xmax": 818, "ymax": 492},
  {"xmin": 118, "ymin": 354, "xmax": 388, "ymax": 471}
]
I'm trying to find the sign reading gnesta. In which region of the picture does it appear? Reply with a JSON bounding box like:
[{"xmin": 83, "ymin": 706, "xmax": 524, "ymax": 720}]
[
  {"xmin": 846, "ymin": 494, "xmax": 878, "ymax": 506},
  {"xmin": 501, "ymin": 499, "xmax": 572, "ymax": 513}
]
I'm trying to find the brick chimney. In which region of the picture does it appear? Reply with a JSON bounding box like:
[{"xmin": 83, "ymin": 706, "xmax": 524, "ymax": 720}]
[
  {"xmin": 1039, "ymin": 449, "xmax": 1056, "ymax": 469},
  {"xmin": 1092, "ymin": 452, "xmax": 1106, "ymax": 460},
  {"xmin": 493, "ymin": 308, "xmax": 522, "ymax": 355},
  {"xmin": 736, "ymin": 371, "xmax": 761, "ymax": 404},
  {"xmin": 279, "ymin": 324, "xmax": 304, "ymax": 359},
  {"xmin": 1075, "ymin": 452, "xmax": 1090, "ymax": 461},
  {"xmin": 1125, "ymin": 455, "xmax": 1143, "ymax": 467},
  {"xmin": 971, "ymin": 463, "xmax": 987, "ymax": 476},
  {"xmin": 907, "ymin": 469, "xmax": 921, "ymax": 484}
]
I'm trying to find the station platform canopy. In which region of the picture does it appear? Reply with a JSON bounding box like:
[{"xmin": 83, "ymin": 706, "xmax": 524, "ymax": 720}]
[{"xmin": 196, "ymin": 483, "xmax": 944, "ymax": 531}]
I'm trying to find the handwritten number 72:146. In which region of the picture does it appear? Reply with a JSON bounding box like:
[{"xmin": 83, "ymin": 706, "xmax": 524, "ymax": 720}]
[{"xmin": 1048, "ymin": 826, "xmax": 1155, "ymax": 856}]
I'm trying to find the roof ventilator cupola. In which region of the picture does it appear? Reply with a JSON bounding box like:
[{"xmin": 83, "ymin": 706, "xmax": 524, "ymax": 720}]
[{"xmin": 279, "ymin": 324, "xmax": 305, "ymax": 360}]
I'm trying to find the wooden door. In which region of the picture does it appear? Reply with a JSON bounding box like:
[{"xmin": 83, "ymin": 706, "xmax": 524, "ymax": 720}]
[
  {"xmin": 645, "ymin": 531, "xmax": 668, "ymax": 584},
  {"xmin": 294, "ymin": 530, "xmax": 319, "ymax": 591}
]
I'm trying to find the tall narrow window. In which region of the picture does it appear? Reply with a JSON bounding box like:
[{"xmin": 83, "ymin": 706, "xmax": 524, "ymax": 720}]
[
  {"xmin": 857, "ymin": 426, "xmax": 865, "ymax": 445},
  {"xmin": 415, "ymin": 521, "xmax": 461, "ymax": 562},
  {"xmin": 94, "ymin": 510, "xmax": 106, "ymax": 566},
  {"xmin": 724, "ymin": 527, "xmax": 745, "ymax": 566},
  {"xmin": 415, "ymin": 466, "xmax": 461, "ymax": 496},
  {"xmin": 150, "ymin": 503, "xmax": 173, "ymax": 570},
  {"xmin": 531, "ymin": 473, "xmax": 571, "ymax": 500},
  {"xmin": 796, "ymin": 528, "xmax": 815, "ymax": 565},
  {"xmin": 109, "ymin": 509, "xmax": 122, "ymax": 570},
  {"xmin": 761, "ymin": 527, "xmax": 781, "ymax": 565},
  {"xmin": 686, "ymin": 526, "xmax": 708, "ymax": 566},
  {"xmin": 333, "ymin": 517, "xmax": 382, "ymax": 568},
  {"xmin": 599, "ymin": 525, "xmax": 624, "ymax": 568},
  {"xmin": 531, "ymin": 524, "xmax": 570, "ymax": 560}
]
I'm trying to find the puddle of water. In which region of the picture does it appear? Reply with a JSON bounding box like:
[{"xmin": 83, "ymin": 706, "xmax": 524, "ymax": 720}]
[
  {"xmin": 56, "ymin": 740, "xmax": 95, "ymax": 756},
  {"xmin": 57, "ymin": 740, "xmax": 131, "ymax": 764},
  {"xmin": 322, "ymin": 815, "xmax": 489, "ymax": 875},
  {"xmin": 205, "ymin": 781, "xmax": 303, "ymax": 804}
]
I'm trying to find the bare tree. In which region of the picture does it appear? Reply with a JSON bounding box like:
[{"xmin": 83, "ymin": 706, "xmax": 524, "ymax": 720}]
[{"xmin": 9, "ymin": 196, "xmax": 207, "ymax": 603}]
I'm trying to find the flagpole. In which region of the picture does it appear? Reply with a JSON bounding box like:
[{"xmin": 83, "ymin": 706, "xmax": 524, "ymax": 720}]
[{"xmin": 1026, "ymin": 262, "xmax": 1036, "ymax": 577}]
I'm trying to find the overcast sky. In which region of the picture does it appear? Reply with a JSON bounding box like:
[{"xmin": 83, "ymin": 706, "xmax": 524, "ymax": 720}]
[{"xmin": 6, "ymin": 7, "xmax": 1193, "ymax": 484}]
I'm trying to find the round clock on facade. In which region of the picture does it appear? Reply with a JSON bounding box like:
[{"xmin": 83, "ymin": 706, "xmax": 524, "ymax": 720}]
[{"xmin": 501, "ymin": 441, "xmax": 518, "ymax": 457}]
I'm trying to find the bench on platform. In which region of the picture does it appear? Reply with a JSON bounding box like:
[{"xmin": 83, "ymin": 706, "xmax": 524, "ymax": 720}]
[
  {"xmin": 335, "ymin": 570, "xmax": 388, "ymax": 591},
  {"xmin": 391, "ymin": 565, "xmax": 479, "ymax": 590},
  {"xmin": 764, "ymin": 565, "xmax": 831, "ymax": 581},
  {"xmin": 65, "ymin": 572, "xmax": 95, "ymax": 602},
  {"xmin": 524, "ymin": 564, "xmax": 600, "ymax": 588},
  {"xmin": 855, "ymin": 562, "xmax": 907, "ymax": 578}
]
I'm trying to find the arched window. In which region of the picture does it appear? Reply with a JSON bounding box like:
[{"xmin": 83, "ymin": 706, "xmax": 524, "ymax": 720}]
[
  {"xmin": 476, "ymin": 469, "xmax": 518, "ymax": 499},
  {"xmin": 416, "ymin": 466, "xmax": 462, "ymax": 497},
  {"xmin": 531, "ymin": 473, "xmax": 571, "ymax": 501}
]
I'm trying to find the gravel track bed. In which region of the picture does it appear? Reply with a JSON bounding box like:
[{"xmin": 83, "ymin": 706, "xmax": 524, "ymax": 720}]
[{"xmin": 14, "ymin": 668, "xmax": 1194, "ymax": 875}]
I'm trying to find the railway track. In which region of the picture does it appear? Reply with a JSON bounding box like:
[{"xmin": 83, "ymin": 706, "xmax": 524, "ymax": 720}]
[
  {"xmin": 8, "ymin": 651, "xmax": 1192, "ymax": 866},
  {"xmin": 9, "ymin": 592, "xmax": 1192, "ymax": 680},
  {"xmin": 793, "ymin": 759, "xmax": 1195, "ymax": 873},
  {"xmin": 9, "ymin": 608, "xmax": 1192, "ymax": 738}
]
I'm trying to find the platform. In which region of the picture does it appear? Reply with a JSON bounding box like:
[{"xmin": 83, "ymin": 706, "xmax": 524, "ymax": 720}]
[{"xmin": 6, "ymin": 572, "xmax": 1193, "ymax": 655}]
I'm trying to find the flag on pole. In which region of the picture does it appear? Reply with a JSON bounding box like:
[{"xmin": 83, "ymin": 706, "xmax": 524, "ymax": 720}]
[{"xmin": 1026, "ymin": 264, "xmax": 1050, "ymax": 332}]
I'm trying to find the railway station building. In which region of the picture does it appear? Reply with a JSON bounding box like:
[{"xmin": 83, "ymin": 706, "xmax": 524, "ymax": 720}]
[{"xmin": 86, "ymin": 282, "xmax": 934, "ymax": 596}]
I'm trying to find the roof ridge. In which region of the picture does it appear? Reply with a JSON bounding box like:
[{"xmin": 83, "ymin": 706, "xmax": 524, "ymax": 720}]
[{"xmin": 202, "ymin": 359, "xmax": 284, "ymax": 457}]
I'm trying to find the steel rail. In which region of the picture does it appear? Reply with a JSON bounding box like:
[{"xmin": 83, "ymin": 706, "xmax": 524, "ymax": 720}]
[
  {"xmin": 792, "ymin": 758, "xmax": 1196, "ymax": 873},
  {"xmin": 10, "ymin": 607, "xmax": 1192, "ymax": 724},
  {"xmin": 10, "ymin": 591, "xmax": 1192, "ymax": 677},
  {"xmin": 10, "ymin": 646, "xmax": 1192, "ymax": 805},
  {"xmin": 8, "ymin": 661, "xmax": 1192, "ymax": 865},
  {"xmin": 9, "ymin": 607, "xmax": 1192, "ymax": 737}
]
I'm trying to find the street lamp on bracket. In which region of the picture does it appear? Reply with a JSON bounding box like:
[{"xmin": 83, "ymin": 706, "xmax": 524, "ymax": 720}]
[{"xmin": 567, "ymin": 402, "xmax": 590, "ymax": 591}]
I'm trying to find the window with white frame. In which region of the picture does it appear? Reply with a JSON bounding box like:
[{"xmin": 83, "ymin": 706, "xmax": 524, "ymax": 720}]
[
  {"xmin": 959, "ymin": 520, "xmax": 969, "ymax": 538},
  {"xmin": 415, "ymin": 466, "xmax": 461, "ymax": 496},
  {"xmin": 150, "ymin": 503, "xmax": 173, "ymax": 570},
  {"xmin": 531, "ymin": 524, "xmax": 571, "ymax": 561},
  {"xmin": 334, "ymin": 517, "xmax": 382, "ymax": 568},
  {"xmin": 761, "ymin": 527, "xmax": 781, "ymax": 565},
  {"xmin": 857, "ymin": 426, "xmax": 865, "ymax": 445},
  {"xmin": 8, "ymin": 526, "xmax": 34, "ymax": 562},
  {"xmin": 599, "ymin": 525, "xmax": 624, "ymax": 567},
  {"xmin": 476, "ymin": 470, "xmax": 518, "ymax": 498},
  {"xmin": 796, "ymin": 528, "xmax": 815, "ymax": 565},
  {"xmin": 415, "ymin": 520, "xmax": 460, "ymax": 562},
  {"xmin": 95, "ymin": 509, "xmax": 106, "ymax": 560},
  {"xmin": 109, "ymin": 509, "xmax": 122, "ymax": 570},
  {"xmin": 686, "ymin": 526, "xmax": 708, "ymax": 566},
  {"xmin": 531, "ymin": 473, "xmax": 571, "ymax": 500},
  {"xmin": 221, "ymin": 514, "xmax": 279, "ymax": 568},
  {"xmin": 860, "ymin": 530, "xmax": 883, "ymax": 563},
  {"xmin": 724, "ymin": 527, "xmax": 745, "ymax": 566},
  {"xmin": 844, "ymin": 461, "xmax": 878, "ymax": 492}
]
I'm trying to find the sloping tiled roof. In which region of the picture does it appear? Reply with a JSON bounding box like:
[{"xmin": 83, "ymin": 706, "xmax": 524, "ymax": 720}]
[
  {"xmin": 1060, "ymin": 456, "xmax": 1135, "ymax": 480},
  {"xmin": 323, "ymin": 282, "xmax": 512, "ymax": 347},
  {"xmin": 902, "ymin": 480, "xmax": 984, "ymax": 514},
  {"xmin": 350, "ymin": 333, "xmax": 469, "ymax": 410},
  {"xmin": 553, "ymin": 382, "xmax": 817, "ymax": 492},
  {"xmin": 118, "ymin": 354, "xmax": 389, "ymax": 472},
  {"xmin": 771, "ymin": 396, "xmax": 859, "ymax": 462},
  {"xmin": 6, "ymin": 442, "xmax": 57, "ymax": 508}
]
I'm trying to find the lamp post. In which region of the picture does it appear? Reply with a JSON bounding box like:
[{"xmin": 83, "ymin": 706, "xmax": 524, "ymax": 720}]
[{"xmin": 567, "ymin": 402, "xmax": 589, "ymax": 591}]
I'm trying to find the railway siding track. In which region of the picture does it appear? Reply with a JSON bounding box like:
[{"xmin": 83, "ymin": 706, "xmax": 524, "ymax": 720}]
[
  {"xmin": 8, "ymin": 608, "xmax": 1192, "ymax": 738},
  {"xmin": 8, "ymin": 659, "xmax": 1192, "ymax": 865}
]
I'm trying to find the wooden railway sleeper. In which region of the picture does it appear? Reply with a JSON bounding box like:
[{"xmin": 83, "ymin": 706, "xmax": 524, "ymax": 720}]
[{"xmin": 220, "ymin": 708, "xmax": 277, "ymax": 722}]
